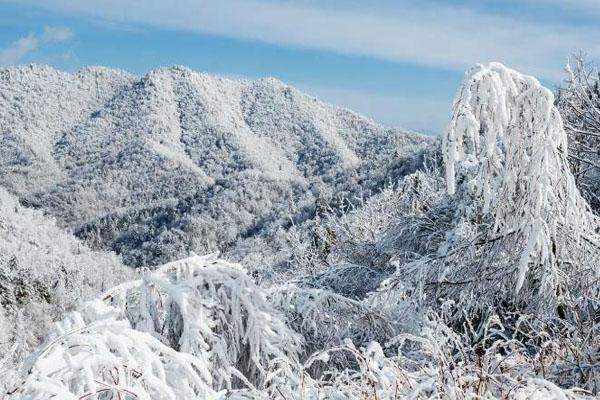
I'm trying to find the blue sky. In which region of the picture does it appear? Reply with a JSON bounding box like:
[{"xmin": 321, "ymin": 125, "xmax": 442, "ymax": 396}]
[{"xmin": 0, "ymin": 0, "xmax": 598, "ymax": 134}]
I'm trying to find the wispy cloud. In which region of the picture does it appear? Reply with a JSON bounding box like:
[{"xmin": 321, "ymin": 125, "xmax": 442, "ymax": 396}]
[
  {"xmin": 41, "ymin": 26, "xmax": 73, "ymax": 42},
  {"xmin": 532, "ymin": 0, "xmax": 600, "ymax": 12},
  {"xmin": 10, "ymin": 0, "xmax": 600, "ymax": 80},
  {"xmin": 0, "ymin": 26, "xmax": 73, "ymax": 65}
]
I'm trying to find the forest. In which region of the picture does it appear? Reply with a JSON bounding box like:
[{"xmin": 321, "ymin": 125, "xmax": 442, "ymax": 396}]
[{"xmin": 2, "ymin": 58, "xmax": 600, "ymax": 399}]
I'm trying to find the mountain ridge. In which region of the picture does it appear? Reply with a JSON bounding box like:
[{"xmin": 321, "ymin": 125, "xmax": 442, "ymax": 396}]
[{"xmin": 0, "ymin": 64, "xmax": 431, "ymax": 269}]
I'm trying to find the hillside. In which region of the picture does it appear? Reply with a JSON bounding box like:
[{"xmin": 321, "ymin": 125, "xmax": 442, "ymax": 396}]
[
  {"xmin": 0, "ymin": 65, "xmax": 430, "ymax": 270},
  {"xmin": 0, "ymin": 187, "xmax": 131, "ymax": 382}
]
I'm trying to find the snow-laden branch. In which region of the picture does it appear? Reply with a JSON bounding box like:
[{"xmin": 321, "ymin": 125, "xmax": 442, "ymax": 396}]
[
  {"xmin": 10, "ymin": 254, "xmax": 302, "ymax": 398},
  {"xmin": 443, "ymin": 62, "xmax": 599, "ymax": 302}
]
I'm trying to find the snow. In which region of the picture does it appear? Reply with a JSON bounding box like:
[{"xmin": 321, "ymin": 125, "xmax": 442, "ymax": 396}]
[
  {"xmin": 3, "ymin": 62, "xmax": 600, "ymax": 399},
  {"xmin": 11, "ymin": 255, "xmax": 300, "ymax": 398},
  {"xmin": 442, "ymin": 62, "xmax": 599, "ymax": 306},
  {"xmin": 0, "ymin": 63, "xmax": 429, "ymax": 269},
  {"xmin": 0, "ymin": 187, "xmax": 132, "ymax": 388}
]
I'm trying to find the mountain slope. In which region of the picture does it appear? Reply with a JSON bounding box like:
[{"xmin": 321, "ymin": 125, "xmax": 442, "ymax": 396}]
[
  {"xmin": 0, "ymin": 65, "xmax": 431, "ymax": 269},
  {"xmin": 0, "ymin": 187, "xmax": 131, "ymax": 378}
]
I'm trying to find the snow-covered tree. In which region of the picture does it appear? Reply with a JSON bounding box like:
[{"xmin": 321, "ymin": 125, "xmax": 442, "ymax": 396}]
[
  {"xmin": 8, "ymin": 254, "xmax": 302, "ymax": 398},
  {"xmin": 0, "ymin": 187, "xmax": 131, "ymax": 386},
  {"xmin": 439, "ymin": 62, "xmax": 600, "ymax": 312},
  {"xmin": 556, "ymin": 54, "xmax": 600, "ymax": 210}
]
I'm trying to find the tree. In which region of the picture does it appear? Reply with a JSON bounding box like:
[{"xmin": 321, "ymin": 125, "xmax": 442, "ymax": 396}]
[
  {"xmin": 11, "ymin": 254, "xmax": 301, "ymax": 398},
  {"xmin": 556, "ymin": 54, "xmax": 600, "ymax": 210},
  {"xmin": 439, "ymin": 62, "xmax": 600, "ymax": 312}
]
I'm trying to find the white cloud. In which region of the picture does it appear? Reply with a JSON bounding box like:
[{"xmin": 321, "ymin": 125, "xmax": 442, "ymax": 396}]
[
  {"xmin": 0, "ymin": 34, "xmax": 38, "ymax": 65},
  {"xmin": 10, "ymin": 0, "xmax": 600, "ymax": 80},
  {"xmin": 41, "ymin": 26, "xmax": 74, "ymax": 42},
  {"xmin": 0, "ymin": 26, "xmax": 74, "ymax": 65}
]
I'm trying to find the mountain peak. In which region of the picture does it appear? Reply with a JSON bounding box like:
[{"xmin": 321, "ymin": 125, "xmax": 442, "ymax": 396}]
[{"xmin": 0, "ymin": 64, "xmax": 429, "ymax": 269}]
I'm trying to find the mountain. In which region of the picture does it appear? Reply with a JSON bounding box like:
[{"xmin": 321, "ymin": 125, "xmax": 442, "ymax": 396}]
[
  {"xmin": 0, "ymin": 187, "xmax": 130, "ymax": 372},
  {"xmin": 4, "ymin": 62, "xmax": 600, "ymax": 399},
  {"xmin": 0, "ymin": 64, "xmax": 431, "ymax": 270}
]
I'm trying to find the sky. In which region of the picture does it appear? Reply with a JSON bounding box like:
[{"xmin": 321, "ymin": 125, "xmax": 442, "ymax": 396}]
[{"xmin": 0, "ymin": 0, "xmax": 598, "ymax": 134}]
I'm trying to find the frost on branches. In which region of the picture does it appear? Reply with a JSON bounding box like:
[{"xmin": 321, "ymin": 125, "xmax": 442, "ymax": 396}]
[
  {"xmin": 9, "ymin": 255, "xmax": 301, "ymax": 399},
  {"xmin": 10, "ymin": 255, "xmax": 596, "ymax": 400},
  {"xmin": 556, "ymin": 55, "xmax": 600, "ymax": 211},
  {"xmin": 441, "ymin": 62, "xmax": 600, "ymax": 312}
]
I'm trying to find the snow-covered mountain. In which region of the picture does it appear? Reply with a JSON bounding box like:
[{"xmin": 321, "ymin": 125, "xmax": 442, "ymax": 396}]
[{"xmin": 0, "ymin": 64, "xmax": 430, "ymax": 269}]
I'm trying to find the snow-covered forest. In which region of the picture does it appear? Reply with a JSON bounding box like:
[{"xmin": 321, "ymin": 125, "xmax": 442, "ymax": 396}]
[{"xmin": 2, "ymin": 59, "xmax": 600, "ymax": 399}]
